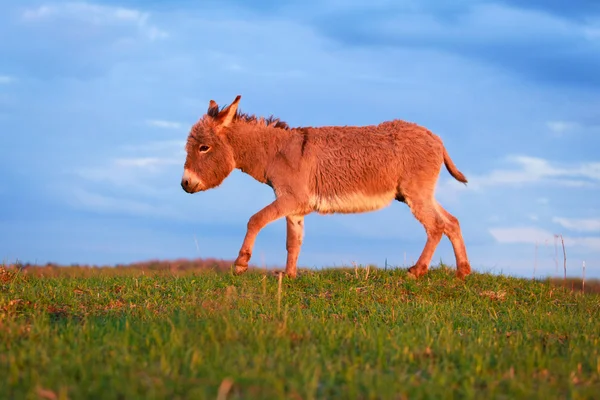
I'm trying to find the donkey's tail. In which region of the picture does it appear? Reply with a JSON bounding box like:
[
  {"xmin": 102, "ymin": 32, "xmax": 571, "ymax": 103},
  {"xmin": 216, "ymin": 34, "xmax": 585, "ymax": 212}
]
[{"xmin": 443, "ymin": 147, "xmax": 468, "ymax": 184}]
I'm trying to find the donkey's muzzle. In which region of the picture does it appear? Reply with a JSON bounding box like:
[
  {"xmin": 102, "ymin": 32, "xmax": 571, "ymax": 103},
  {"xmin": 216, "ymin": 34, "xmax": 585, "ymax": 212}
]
[
  {"xmin": 181, "ymin": 170, "xmax": 203, "ymax": 193},
  {"xmin": 181, "ymin": 178, "xmax": 200, "ymax": 193},
  {"xmin": 181, "ymin": 178, "xmax": 192, "ymax": 193}
]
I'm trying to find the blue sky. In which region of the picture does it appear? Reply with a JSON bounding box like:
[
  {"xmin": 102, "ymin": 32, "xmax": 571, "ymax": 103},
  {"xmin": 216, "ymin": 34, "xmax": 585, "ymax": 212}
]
[{"xmin": 1, "ymin": 0, "xmax": 599, "ymax": 278}]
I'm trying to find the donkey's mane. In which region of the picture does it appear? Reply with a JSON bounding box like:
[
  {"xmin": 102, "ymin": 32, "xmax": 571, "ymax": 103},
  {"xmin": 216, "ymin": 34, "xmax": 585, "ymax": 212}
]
[
  {"xmin": 237, "ymin": 111, "xmax": 290, "ymax": 130},
  {"xmin": 208, "ymin": 103, "xmax": 290, "ymax": 130}
]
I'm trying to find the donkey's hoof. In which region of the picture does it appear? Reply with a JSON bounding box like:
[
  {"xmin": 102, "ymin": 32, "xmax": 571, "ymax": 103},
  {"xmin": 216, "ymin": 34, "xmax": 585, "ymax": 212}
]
[
  {"xmin": 457, "ymin": 262, "xmax": 472, "ymax": 279},
  {"xmin": 285, "ymin": 271, "xmax": 298, "ymax": 279},
  {"xmin": 407, "ymin": 265, "xmax": 427, "ymax": 278},
  {"xmin": 233, "ymin": 265, "xmax": 248, "ymax": 275},
  {"xmin": 268, "ymin": 270, "xmax": 299, "ymax": 280},
  {"xmin": 271, "ymin": 270, "xmax": 297, "ymax": 279}
]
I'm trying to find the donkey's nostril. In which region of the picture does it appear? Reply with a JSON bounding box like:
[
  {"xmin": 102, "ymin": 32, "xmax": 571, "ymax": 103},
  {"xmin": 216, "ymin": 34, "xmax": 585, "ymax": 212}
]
[{"xmin": 181, "ymin": 173, "xmax": 202, "ymax": 193}]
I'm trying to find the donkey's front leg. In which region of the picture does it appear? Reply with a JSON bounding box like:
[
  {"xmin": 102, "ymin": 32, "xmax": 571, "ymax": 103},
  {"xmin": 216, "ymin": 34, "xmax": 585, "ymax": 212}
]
[
  {"xmin": 234, "ymin": 197, "xmax": 297, "ymax": 275},
  {"xmin": 284, "ymin": 215, "xmax": 304, "ymax": 278}
]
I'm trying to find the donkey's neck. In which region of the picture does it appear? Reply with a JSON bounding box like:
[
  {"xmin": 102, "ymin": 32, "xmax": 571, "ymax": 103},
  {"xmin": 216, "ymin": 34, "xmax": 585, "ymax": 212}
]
[{"xmin": 225, "ymin": 123, "xmax": 289, "ymax": 185}]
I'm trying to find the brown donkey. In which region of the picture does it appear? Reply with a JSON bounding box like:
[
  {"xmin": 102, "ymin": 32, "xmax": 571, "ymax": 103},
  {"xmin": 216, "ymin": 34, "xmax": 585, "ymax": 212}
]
[{"xmin": 181, "ymin": 95, "xmax": 471, "ymax": 279}]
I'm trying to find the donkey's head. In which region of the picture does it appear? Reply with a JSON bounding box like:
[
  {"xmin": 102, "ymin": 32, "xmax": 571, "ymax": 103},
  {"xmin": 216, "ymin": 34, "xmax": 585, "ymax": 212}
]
[{"xmin": 181, "ymin": 95, "xmax": 241, "ymax": 194}]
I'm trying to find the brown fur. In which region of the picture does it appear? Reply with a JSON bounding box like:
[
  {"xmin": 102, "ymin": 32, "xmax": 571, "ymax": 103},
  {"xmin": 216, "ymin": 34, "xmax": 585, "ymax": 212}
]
[{"xmin": 181, "ymin": 95, "xmax": 471, "ymax": 279}]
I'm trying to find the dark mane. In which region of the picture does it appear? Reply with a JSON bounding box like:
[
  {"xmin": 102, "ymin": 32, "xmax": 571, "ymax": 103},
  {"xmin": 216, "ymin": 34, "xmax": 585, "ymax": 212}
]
[
  {"xmin": 207, "ymin": 103, "xmax": 290, "ymax": 130},
  {"xmin": 236, "ymin": 111, "xmax": 290, "ymax": 130}
]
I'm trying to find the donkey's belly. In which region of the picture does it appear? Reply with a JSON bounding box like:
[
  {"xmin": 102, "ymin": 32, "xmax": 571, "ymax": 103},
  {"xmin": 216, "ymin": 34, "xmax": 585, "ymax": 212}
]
[{"xmin": 311, "ymin": 190, "xmax": 396, "ymax": 214}]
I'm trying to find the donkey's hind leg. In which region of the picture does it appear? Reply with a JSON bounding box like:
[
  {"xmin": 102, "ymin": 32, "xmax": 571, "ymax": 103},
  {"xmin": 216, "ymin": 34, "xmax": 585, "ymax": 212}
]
[
  {"xmin": 437, "ymin": 205, "xmax": 471, "ymax": 278},
  {"xmin": 403, "ymin": 193, "xmax": 446, "ymax": 278}
]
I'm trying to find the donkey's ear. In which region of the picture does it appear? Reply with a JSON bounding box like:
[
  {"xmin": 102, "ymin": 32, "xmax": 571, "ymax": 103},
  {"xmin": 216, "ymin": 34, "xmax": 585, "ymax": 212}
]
[
  {"xmin": 207, "ymin": 100, "xmax": 219, "ymax": 118},
  {"xmin": 216, "ymin": 95, "xmax": 241, "ymax": 128}
]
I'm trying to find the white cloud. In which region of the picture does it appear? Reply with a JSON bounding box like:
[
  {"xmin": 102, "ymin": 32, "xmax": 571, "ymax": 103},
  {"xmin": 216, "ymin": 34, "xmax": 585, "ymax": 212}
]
[
  {"xmin": 546, "ymin": 120, "xmax": 580, "ymax": 136},
  {"xmin": 411, "ymin": 154, "xmax": 600, "ymax": 205},
  {"xmin": 553, "ymin": 217, "xmax": 600, "ymax": 233},
  {"xmin": 583, "ymin": 25, "xmax": 600, "ymax": 40},
  {"xmin": 68, "ymin": 188, "xmax": 178, "ymax": 218},
  {"xmin": 113, "ymin": 156, "xmax": 180, "ymax": 168},
  {"xmin": 574, "ymin": 237, "xmax": 600, "ymax": 250},
  {"xmin": 438, "ymin": 154, "xmax": 600, "ymax": 201},
  {"xmin": 225, "ymin": 63, "xmax": 244, "ymax": 72},
  {"xmin": 21, "ymin": 5, "xmax": 53, "ymax": 20},
  {"xmin": 21, "ymin": 2, "xmax": 167, "ymax": 41},
  {"xmin": 489, "ymin": 226, "xmax": 600, "ymax": 251},
  {"xmin": 76, "ymin": 155, "xmax": 181, "ymax": 190},
  {"xmin": 120, "ymin": 140, "xmax": 185, "ymax": 153},
  {"xmin": 72, "ymin": 139, "xmax": 185, "ymax": 201},
  {"xmin": 0, "ymin": 75, "xmax": 15, "ymax": 84},
  {"xmin": 146, "ymin": 119, "xmax": 183, "ymax": 130},
  {"xmin": 446, "ymin": 155, "xmax": 600, "ymax": 192},
  {"xmin": 489, "ymin": 226, "xmax": 553, "ymax": 245}
]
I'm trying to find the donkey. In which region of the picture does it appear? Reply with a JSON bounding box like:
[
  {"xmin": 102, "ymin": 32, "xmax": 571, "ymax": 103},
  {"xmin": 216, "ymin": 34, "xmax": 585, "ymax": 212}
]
[{"xmin": 181, "ymin": 95, "xmax": 471, "ymax": 279}]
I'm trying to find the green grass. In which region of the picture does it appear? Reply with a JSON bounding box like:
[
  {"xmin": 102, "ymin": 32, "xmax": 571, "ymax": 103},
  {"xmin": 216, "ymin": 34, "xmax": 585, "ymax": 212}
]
[{"xmin": 1, "ymin": 264, "xmax": 599, "ymax": 399}]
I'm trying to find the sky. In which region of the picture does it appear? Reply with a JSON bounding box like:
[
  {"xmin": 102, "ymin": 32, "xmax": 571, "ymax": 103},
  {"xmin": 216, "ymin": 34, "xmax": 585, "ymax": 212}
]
[{"xmin": 1, "ymin": 0, "xmax": 599, "ymax": 279}]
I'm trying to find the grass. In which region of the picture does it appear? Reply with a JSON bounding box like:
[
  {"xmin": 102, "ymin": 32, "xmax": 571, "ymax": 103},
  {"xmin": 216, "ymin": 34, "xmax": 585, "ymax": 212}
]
[{"xmin": 1, "ymin": 263, "xmax": 599, "ymax": 399}]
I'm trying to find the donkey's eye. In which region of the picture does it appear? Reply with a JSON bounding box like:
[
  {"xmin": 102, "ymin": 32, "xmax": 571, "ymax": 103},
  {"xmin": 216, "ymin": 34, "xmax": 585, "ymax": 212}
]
[{"xmin": 199, "ymin": 145, "xmax": 211, "ymax": 153}]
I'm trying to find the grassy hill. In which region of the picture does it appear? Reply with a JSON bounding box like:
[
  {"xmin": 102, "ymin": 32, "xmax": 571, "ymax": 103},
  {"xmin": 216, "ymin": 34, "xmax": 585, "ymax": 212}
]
[{"xmin": 1, "ymin": 262, "xmax": 599, "ymax": 399}]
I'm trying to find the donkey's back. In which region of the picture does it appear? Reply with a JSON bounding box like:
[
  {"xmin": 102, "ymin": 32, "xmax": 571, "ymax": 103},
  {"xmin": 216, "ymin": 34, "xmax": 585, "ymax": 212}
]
[{"xmin": 293, "ymin": 120, "xmax": 448, "ymax": 214}]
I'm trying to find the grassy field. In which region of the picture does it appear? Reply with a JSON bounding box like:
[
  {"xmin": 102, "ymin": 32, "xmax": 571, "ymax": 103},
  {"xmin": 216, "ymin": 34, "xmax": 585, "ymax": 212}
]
[{"xmin": 1, "ymin": 262, "xmax": 599, "ymax": 399}]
